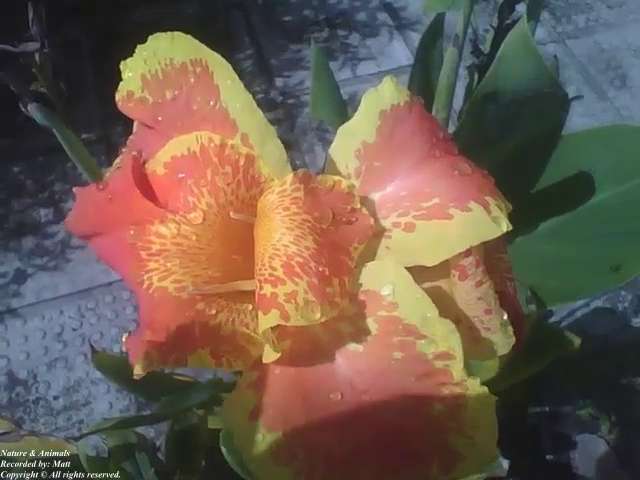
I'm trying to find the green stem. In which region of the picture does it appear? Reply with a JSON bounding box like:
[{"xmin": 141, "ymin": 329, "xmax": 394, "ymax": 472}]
[
  {"xmin": 26, "ymin": 102, "xmax": 103, "ymax": 182},
  {"xmin": 432, "ymin": 0, "xmax": 474, "ymax": 129}
]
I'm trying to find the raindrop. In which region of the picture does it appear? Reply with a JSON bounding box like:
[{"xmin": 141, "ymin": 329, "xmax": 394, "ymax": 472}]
[
  {"xmin": 380, "ymin": 284, "xmax": 394, "ymax": 297},
  {"xmin": 156, "ymin": 115, "xmax": 163, "ymax": 122},
  {"xmin": 343, "ymin": 216, "xmax": 358, "ymax": 225},
  {"xmin": 96, "ymin": 182, "xmax": 107, "ymax": 191},
  {"xmin": 18, "ymin": 351, "xmax": 29, "ymax": 361},
  {"xmin": 186, "ymin": 210, "xmax": 205, "ymax": 225},
  {"xmin": 329, "ymin": 391, "xmax": 343, "ymax": 401},
  {"xmin": 177, "ymin": 172, "xmax": 187, "ymax": 179},
  {"xmin": 454, "ymin": 162, "xmax": 473, "ymax": 176}
]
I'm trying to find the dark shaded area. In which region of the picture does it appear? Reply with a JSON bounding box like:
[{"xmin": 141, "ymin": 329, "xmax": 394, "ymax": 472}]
[
  {"xmin": 509, "ymin": 171, "xmax": 596, "ymax": 238},
  {"xmin": 497, "ymin": 307, "xmax": 640, "ymax": 480}
]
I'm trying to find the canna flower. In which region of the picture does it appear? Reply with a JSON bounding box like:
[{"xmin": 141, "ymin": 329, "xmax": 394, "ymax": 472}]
[{"xmin": 66, "ymin": 32, "xmax": 524, "ymax": 479}]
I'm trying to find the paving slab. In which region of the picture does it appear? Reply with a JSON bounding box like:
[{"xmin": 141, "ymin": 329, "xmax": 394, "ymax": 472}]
[
  {"xmin": 0, "ymin": 281, "xmax": 142, "ymax": 437},
  {"xmin": 544, "ymin": 0, "xmax": 640, "ymax": 40},
  {"xmin": 564, "ymin": 23, "xmax": 640, "ymax": 124}
]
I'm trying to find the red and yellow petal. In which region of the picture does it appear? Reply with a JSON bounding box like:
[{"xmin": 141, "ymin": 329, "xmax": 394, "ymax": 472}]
[
  {"xmin": 65, "ymin": 149, "xmax": 165, "ymax": 238},
  {"xmin": 67, "ymin": 131, "xmax": 274, "ymax": 371},
  {"xmin": 124, "ymin": 291, "xmax": 262, "ymax": 373},
  {"xmin": 327, "ymin": 76, "xmax": 511, "ymax": 267},
  {"xmin": 410, "ymin": 244, "xmax": 515, "ymax": 361},
  {"xmin": 484, "ymin": 238, "xmax": 526, "ymax": 347},
  {"xmin": 116, "ymin": 31, "xmax": 290, "ymax": 180},
  {"xmin": 254, "ymin": 171, "xmax": 374, "ymax": 361},
  {"xmin": 222, "ymin": 260, "xmax": 498, "ymax": 480}
]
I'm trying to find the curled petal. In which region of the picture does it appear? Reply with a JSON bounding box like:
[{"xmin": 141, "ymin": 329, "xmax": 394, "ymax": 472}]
[
  {"xmin": 67, "ymin": 132, "xmax": 272, "ymax": 370},
  {"xmin": 65, "ymin": 150, "xmax": 165, "ymax": 238},
  {"xmin": 117, "ymin": 31, "xmax": 290, "ymax": 179},
  {"xmin": 328, "ymin": 76, "xmax": 511, "ymax": 267},
  {"xmin": 410, "ymin": 244, "xmax": 515, "ymax": 360},
  {"xmin": 222, "ymin": 260, "xmax": 498, "ymax": 480},
  {"xmin": 254, "ymin": 171, "xmax": 374, "ymax": 361}
]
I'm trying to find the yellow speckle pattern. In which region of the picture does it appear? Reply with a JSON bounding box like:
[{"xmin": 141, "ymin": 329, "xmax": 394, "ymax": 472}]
[{"xmin": 117, "ymin": 32, "xmax": 290, "ymax": 179}]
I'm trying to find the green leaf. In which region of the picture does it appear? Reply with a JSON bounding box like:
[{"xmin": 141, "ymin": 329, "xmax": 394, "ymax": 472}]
[
  {"xmin": 509, "ymin": 170, "xmax": 596, "ymax": 237},
  {"xmin": 91, "ymin": 349, "xmax": 198, "ymax": 402},
  {"xmin": 100, "ymin": 431, "xmax": 164, "ymax": 480},
  {"xmin": 424, "ymin": 0, "xmax": 465, "ymax": 13},
  {"xmin": 79, "ymin": 380, "xmax": 233, "ymax": 437},
  {"xmin": 408, "ymin": 13, "xmax": 445, "ymax": 110},
  {"xmin": 487, "ymin": 315, "xmax": 581, "ymax": 393},
  {"xmin": 455, "ymin": 16, "xmax": 570, "ymax": 203},
  {"xmin": 25, "ymin": 102, "xmax": 102, "ymax": 182},
  {"xmin": 509, "ymin": 125, "xmax": 640, "ymax": 305},
  {"xmin": 310, "ymin": 44, "xmax": 348, "ymax": 130},
  {"xmin": 165, "ymin": 412, "xmax": 208, "ymax": 479},
  {"xmin": 219, "ymin": 430, "xmax": 254, "ymax": 480}
]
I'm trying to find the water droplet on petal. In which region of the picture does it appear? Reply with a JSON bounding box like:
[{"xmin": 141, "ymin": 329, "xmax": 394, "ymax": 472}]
[
  {"xmin": 329, "ymin": 391, "xmax": 343, "ymax": 401},
  {"xmin": 380, "ymin": 284, "xmax": 394, "ymax": 297},
  {"xmin": 156, "ymin": 115, "xmax": 163, "ymax": 122},
  {"xmin": 177, "ymin": 172, "xmax": 186, "ymax": 179},
  {"xmin": 96, "ymin": 182, "xmax": 106, "ymax": 191},
  {"xmin": 186, "ymin": 210, "xmax": 205, "ymax": 225},
  {"xmin": 454, "ymin": 161, "xmax": 473, "ymax": 176}
]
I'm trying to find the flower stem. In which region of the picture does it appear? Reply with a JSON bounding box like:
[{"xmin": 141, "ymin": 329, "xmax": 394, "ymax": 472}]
[
  {"xmin": 432, "ymin": 0, "xmax": 475, "ymax": 129},
  {"xmin": 26, "ymin": 102, "xmax": 103, "ymax": 182}
]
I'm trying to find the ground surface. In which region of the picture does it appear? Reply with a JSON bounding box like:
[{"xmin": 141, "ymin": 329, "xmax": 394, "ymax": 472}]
[{"xmin": 1, "ymin": 1, "xmax": 639, "ymax": 478}]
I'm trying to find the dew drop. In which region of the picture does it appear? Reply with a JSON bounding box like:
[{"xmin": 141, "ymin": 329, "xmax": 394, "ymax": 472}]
[
  {"xmin": 96, "ymin": 182, "xmax": 107, "ymax": 191},
  {"xmin": 454, "ymin": 162, "xmax": 473, "ymax": 176},
  {"xmin": 177, "ymin": 172, "xmax": 187, "ymax": 179},
  {"xmin": 156, "ymin": 115, "xmax": 163, "ymax": 122},
  {"xmin": 329, "ymin": 391, "xmax": 343, "ymax": 401},
  {"xmin": 186, "ymin": 210, "xmax": 205, "ymax": 225},
  {"xmin": 380, "ymin": 284, "xmax": 394, "ymax": 297}
]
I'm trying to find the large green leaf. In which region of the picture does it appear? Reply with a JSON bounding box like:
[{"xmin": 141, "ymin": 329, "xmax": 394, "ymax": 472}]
[
  {"xmin": 91, "ymin": 349, "xmax": 198, "ymax": 401},
  {"xmin": 455, "ymin": 15, "xmax": 570, "ymax": 203},
  {"xmin": 408, "ymin": 13, "xmax": 445, "ymax": 110},
  {"xmin": 310, "ymin": 44, "xmax": 348, "ymax": 130},
  {"xmin": 509, "ymin": 125, "xmax": 640, "ymax": 305}
]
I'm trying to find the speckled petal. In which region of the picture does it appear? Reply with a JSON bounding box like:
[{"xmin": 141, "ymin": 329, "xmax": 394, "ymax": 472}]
[
  {"xmin": 327, "ymin": 76, "xmax": 511, "ymax": 267},
  {"xmin": 484, "ymin": 238, "xmax": 526, "ymax": 346},
  {"xmin": 254, "ymin": 171, "xmax": 374, "ymax": 361},
  {"xmin": 409, "ymin": 244, "xmax": 515, "ymax": 361},
  {"xmin": 124, "ymin": 291, "xmax": 262, "ymax": 372},
  {"xmin": 66, "ymin": 131, "xmax": 271, "ymax": 371},
  {"xmin": 222, "ymin": 260, "xmax": 498, "ymax": 480},
  {"xmin": 65, "ymin": 149, "xmax": 165, "ymax": 238},
  {"xmin": 116, "ymin": 31, "xmax": 290, "ymax": 179}
]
